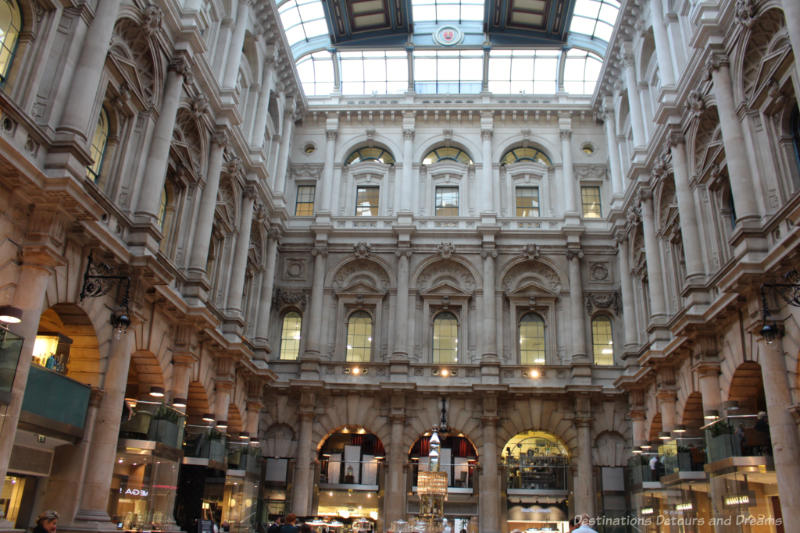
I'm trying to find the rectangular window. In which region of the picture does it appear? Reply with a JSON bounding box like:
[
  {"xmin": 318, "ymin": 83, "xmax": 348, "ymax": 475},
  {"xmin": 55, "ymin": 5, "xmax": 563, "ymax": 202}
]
[
  {"xmin": 355, "ymin": 186, "xmax": 379, "ymax": 216},
  {"xmin": 515, "ymin": 187, "xmax": 540, "ymax": 217},
  {"xmin": 435, "ymin": 186, "xmax": 459, "ymax": 216},
  {"xmin": 581, "ymin": 186, "xmax": 602, "ymax": 218},
  {"xmin": 295, "ymin": 185, "xmax": 315, "ymax": 216}
]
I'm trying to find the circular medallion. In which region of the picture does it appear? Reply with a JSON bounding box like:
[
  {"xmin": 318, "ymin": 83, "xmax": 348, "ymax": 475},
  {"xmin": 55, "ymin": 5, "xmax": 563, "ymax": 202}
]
[{"xmin": 433, "ymin": 25, "xmax": 464, "ymax": 46}]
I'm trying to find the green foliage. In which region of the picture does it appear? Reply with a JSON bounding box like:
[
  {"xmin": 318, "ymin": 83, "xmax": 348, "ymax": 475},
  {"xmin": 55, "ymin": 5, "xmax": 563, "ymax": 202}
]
[
  {"xmin": 153, "ymin": 404, "xmax": 182, "ymax": 424},
  {"xmin": 209, "ymin": 428, "xmax": 226, "ymax": 441},
  {"xmin": 708, "ymin": 420, "xmax": 733, "ymax": 438}
]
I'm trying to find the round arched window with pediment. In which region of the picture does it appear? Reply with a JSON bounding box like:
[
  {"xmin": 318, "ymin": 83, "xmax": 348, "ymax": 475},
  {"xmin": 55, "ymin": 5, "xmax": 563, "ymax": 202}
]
[
  {"xmin": 423, "ymin": 147, "xmax": 473, "ymax": 165},
  {"xmin": 501, "ymin": 146, "xmax": 552, "ymax": 166},
  {"xmin": 345, "ymin": 146, "xmax": 395, "ymax": 165}
]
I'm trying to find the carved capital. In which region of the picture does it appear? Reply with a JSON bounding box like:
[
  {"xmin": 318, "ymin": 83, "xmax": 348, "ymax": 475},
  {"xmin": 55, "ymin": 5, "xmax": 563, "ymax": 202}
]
[
  {"xmin": 559, "ymin": 129, "xmax": 572, "ymax": 140},
  {"xmin": 169, "ymin": 53, "xmax": 193, "ymax": 82},
  {"xmin": 402, "ymin": 129, "xmax": 415, "ymax": 141},
  {"xmin": 311, "ymin": 246, "xmax": 328, "ymax": 258},
  {"xmin": 325, "ymin": 130, "xmax": 338, "ymax": 141},
  {"xmin": 566, "ymin": 248, "xmax": 584, "ymax": 261},
  {"xmin": 705, "ymin": 53, "xmax": 729, "ymax": 77},
  {"xmin": 481, "ymin": 248, "xmax": 498, "ymax": 259},
  {"xmin": 395, "ymin": 248, "xmax": 413, "ymax": 258},
  {"xmin": 212, "ymin": 129, "xmax": 229, "ymax": 148},
  {"xmin": 668, "ymin": 130, "xmax": 685, "ymax": 148},
  {"xmin": 481, "ymin": 129, "xmax": 492, "ymax": 141}
]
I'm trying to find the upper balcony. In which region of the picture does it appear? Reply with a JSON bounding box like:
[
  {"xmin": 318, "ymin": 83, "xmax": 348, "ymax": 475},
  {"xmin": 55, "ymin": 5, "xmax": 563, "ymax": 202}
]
[{"xmin": 20, "ymin": 365, "xmax": 91, "ymax": 440}]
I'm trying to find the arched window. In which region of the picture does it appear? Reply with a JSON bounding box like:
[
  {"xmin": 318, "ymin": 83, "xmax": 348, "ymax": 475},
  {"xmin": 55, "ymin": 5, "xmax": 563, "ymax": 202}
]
[
  {"xmin": 346, "ymin": 311, "xmax": 372, "ymax": 362},
  {"xmin": 519, "ymin": 313, "xmax": 545, "ymax": 364},
  {"xmin": 501, "ymin": 146, "xmax": 552, "ymax": 166},
  {"xmin": 87, "ymin": 107, "xmax": 110, "ymax": 182},
  {"xmin": 0, "ymin": 1, "xmax": 21, "ymax": 83},
  {"xmin": 422, "ymin": 147, "xmax": 473, "ymax": 165},
  {"xmin": 280, "ymin": 312, "xmax": 302, "ymax": 360},
  {"xmin": 592, "ymin": 316, "xmax": 614, "ymax": 366},
  {"xmin": 433, "ymin": 311, "xmax": 458, "ymax": 363},
  {"xmin": 345, "ymin": 146, "xmax": 395, "ymax": 165}
]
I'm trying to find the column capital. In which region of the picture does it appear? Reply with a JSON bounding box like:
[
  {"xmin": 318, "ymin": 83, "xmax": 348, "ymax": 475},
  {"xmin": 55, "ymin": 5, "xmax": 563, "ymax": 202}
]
[
  {"xmin": 403, "ymin": 128, "xmax": 415, "ymax": 140},
  {"xmin": 480, "ymin": 248, "xmax": 498, "ymax": 259},
  {"xmin": 325, "ymin": 129, "xmax": 338, "ymax": 141},
  {"xmin": 667, "ymin": 129, "xmax": 686, "ymax": 147},
  {"xmin": 566, "ymin": 248, "xmax": 584, "ymax": 261},
  {"xmin": 311, "ymin": 245, "xmax": 328, "ymax": 257},
  {"xmin": 169, "ymin": 52, "xmax": 193, "ymax": 82},
  {"xmin": 559, "ymin": 128, "xmax": 572, "ymax": 140},
  {"xmin": 638, "ymin": 187, "xmax": 654, "ymax": 204},
  {"xmin": 395, "ymin": 248, "xmax": 413, "ymax": 258},
  {"xmin": 211, "ymin": 128, "xmax": 229, "ymax": 148},
  {"xmin": 705, "ymin": 52, "xmax": 730, "ymax": 76},
  {"xmin": 575, "ymin": 417, "xmax": 592, "ymax": 428},
  {"xmin": 243, "ymin": 185, "xmax": 258, "ymax": 201},
  {"xmin": 481, "ymin": 129, "xmax": 493, "ymax": 141}
]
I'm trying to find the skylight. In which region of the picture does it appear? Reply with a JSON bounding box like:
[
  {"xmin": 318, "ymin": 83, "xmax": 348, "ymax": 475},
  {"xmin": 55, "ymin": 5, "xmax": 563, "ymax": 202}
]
[
  {"xmin": 568, "ymin": 0, "xmax": 620, "ymax": 42},
  {"xmin": 488, "ymin": 49, "xmax": 559, "ymax": 94},
  {"xmin": 563, "ymin": 49, "xmax": 602, "ymax": 94},
  {"xmin": 277, "ymin": 0, "xmax": 329, "ymax": 47},
  {"xmin": 296, "ymin": 51, "xmax": 334, "ymax": 96},
  {"xmin": 340, "ymin": 50, "xmax": 408, "ymax": 95},
  {"xmin": 413, "ymin": 50, "xmax": 483, "ymax": 94},
  {"xmin": 411, "ymin": 0, "xmax": 485, "ymax": 23}
]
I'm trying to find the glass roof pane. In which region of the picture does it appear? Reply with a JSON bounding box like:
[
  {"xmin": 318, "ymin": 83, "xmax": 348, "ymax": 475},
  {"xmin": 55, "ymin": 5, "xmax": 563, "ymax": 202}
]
[
  {"xmin": 564, "ymin": 49, "xmax": 602, "ymax": 95},
  {"xmin": 297, "ymin": 51, "xmax": 334, "ymax": 96},
  {"xmin": 339, "ymin": 50, "xmax": 409, "ymax": 95},
  {"xmin": 278, "ymin": 0, "xmax": 329, "ymax": 47},
  {"xmin": 488, "ymin": 49, "xmax": 558, "ymax": 94},
  {"xmin": 412, "ymin": 0, "xmax": 485, "ymax": 23},
  {"xmin": 569, "ymin": 0, "xmax": 619, "ymax": 41},
  {"xmin": 413, "ymin": 50, "xmax": 483, "ymax": 94}
]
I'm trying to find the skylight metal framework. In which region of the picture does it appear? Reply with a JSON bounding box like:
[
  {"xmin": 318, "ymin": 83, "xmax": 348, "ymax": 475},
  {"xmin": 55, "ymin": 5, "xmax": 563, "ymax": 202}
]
[{"xmin": 274, "ymin": 0, "xmax": 620, "ymax": 98}]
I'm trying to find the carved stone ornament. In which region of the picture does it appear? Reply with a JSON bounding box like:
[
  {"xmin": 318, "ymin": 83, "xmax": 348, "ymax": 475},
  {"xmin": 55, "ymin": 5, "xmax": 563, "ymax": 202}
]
[
  {"xmin": 436, "ymin": 242, "xmax": 456, "ymax": 258},
  {"xmin": 686, "ymin": 89, "xmax": 705, "ymax": 116},
  {"xmin": 274, "ymin": 288, "xmax": 308, "ymax": 310},
  {"xmin": 333, "ymin": 259, "xmax": 391, "ymax": 292},
  {"xmin": 225, "ymin": 157, "xmax": 244, "ymax": 178},
  {"xmin": 190, "ymin": 94, "xmax": 209, "ymax": 120},
  {"xmin": 169, "ymin": 54, "xmax": 193, "ymax": 81},
  {"xmin": 585, "ymin": 292, "xmax": 620, "ymax": 315},
  {"xmin": 142, "ymin": 4, "xmax": 164, "ymax": 35},
  {"xmin": 353, "ymin": 242, "xmax": 371, "ymax": 259},
  {"xmin": 521, "ymin": 243, "xmax": 540, "ymax": 260},
  {"xmin": 418, "ymin": 260, "xmax": 476, "ymax": 293},
  {"xmin": 502, "ymin": 261, "xmax": 561, "ymax": 293},
  {"xmin": 734, "ymin": 0, "xmax": 757, "ymax": 28},
  {"xmin": 212, "ymin": 129, "xmax": 229, "ymax": 149},
  {"xmin": 589, "ymin": 262, "xmax": 610, "ymax": 281},
  {"xmin": 284, "ymin": 258, "xmax": 306, "ymax": 280}
]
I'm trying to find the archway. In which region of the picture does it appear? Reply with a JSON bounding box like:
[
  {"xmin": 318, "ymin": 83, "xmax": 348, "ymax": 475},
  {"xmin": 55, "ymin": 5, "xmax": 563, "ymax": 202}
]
[
  {"xmin": 501, "ymin": 430, "xmax": 570, "ymax": 531},
  {"xmin": 316, "ymin": 425, "xmax": 386, "ymax": 525},
  {"xmin": 34, "ymin": 304, "xmax": 101, "ymax": 385}
]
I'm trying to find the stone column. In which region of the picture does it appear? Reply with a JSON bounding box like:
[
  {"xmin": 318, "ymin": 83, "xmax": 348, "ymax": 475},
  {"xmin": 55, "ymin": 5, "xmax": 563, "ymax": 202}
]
[
  {"xmin": 657, "ymin": 389, "xmax": 677, "ymax": 433},
  {"xmin": 479, "ymin": 397, "xmax": 500, "ymax": 533},
  {"xmin": 188, "ymin": 131, "xmax": 227, "ymax": 274},
  {"xmin": 480, "ymin": 113, "xmax": 494, "ymax": 213},
  {"xmin": 399, "ymin": 124, "xmax": 414, "ymax": 212},
  {"xmin": 696, "ymin": 363, "xmax": 722, "ymax": 415},
  {"xmin": 222, "ymin": 0, "xmax": 249, "ymax": 89},
  {"xmin": 649, "ymin": 0, "xmax": 675, "ymax": 86},
  {"xmin": 640, "ymin": 190, "xmax": 667, "ymax": 320},
  {"xmin": 707, "ymin": 53, "xmax": 760, "ymax": 224},
  {"xmin": 385, "ymin": 411, "xmax": 406, "ymax": 525},
  {"xmin": 0, "ymin": 263, "xmax": 53, "ymax": 486},
  {"xmin": 560, "ymin": 125, "xmax": 577, "ymax": 215},
  {"xmin": 214, "ymin": 377, "xmax": 232, "ymax": 427},
  {"xmin": 616, "ymin": 234, "xmax": 638, "ymax": 353},
  {"xmin": 575, "ymin": 417, "xmax": 595, "ymax": 515},
  {"xmin": 255, "ymin": 228, "xmax": 280, "ymax": 345},
  {"xmin": 303, "ymin": 247, "xmax": 327, "ymax": 358},
  {"xmin": 481, "ymin": 249, "xmax": 498, "ymax": 361},
  {"xmin": 621, "ymin": 48, "xmax": 646, "ymax": 147},
  {"xmin": 567, "ymin": 249, "xmax": 587, "ymax": 362},
  {"xmin": 135, "ymin": 55, "xmax": 191, "ymax": 223},
  {"xmin": 74, "ymin": 331, "xmax": 135, "ymax": 524},
  {"xmin": 171, "ymin": 354, "xmax": 194, "ymax": 405},
  {"xmin": 779, "ymin": 0, "xmax": 800, "ymax": 109},
  {"xmin": 57, "ymin": 0, "xmax": 123, "ymax": 140},
  {"xmin": 601, "ymin": 102, "xmax": 624, "ymax": 195},
  {"xmin": 245, "ymin": 398, "xmax": 263, "ymax": 437},
  {"xmin": 319, "ymin": 126, "xmax": 338, "ymax": 213},
  {"xmin": 250, "ymin": 60, "xmax": 274, "ymax": 146},
  {"xmin": 669, "ymin": 134, "xmax": 705, "ymax": 283},
  {"xmin": 758, "ymin": 336, "xmax": 800, "ymax": 522},
  {"xmin": 226, "ymin": 189, "xmax": 256, "ymax": 315},
  {"xmin": 274, "ymin": 104, "xmax": 295, "ymax": 196},
  {"xmin": 630, "ymin": 411, "xmax": 646, "ymax": 448},
  {"xmin": 391, "ymin": 250, "xmax": 411, "ymax": 359},
  {"xmin": 292, "ymin": 394, "xmax": 315, "ymax": 516}
]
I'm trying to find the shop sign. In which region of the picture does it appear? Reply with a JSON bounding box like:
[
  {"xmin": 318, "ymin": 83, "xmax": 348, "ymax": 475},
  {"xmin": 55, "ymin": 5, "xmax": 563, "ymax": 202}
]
[{"xmin": 119, "ymin": 487, "xmax": 150, "ymax": 497}]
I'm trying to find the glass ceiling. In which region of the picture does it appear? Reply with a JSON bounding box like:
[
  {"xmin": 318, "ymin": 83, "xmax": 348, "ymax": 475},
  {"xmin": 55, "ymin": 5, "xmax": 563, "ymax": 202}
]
[{"xmin": 275, "ymin": 0, "xmax": 620, "ymax": 98}]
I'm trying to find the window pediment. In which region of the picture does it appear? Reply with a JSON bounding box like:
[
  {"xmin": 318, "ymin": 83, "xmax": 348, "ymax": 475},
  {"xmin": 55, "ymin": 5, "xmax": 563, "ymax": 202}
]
[
  {"xmin": 504, "ymin": 161, "xmax": 549, "ymax": 179},
  {"xmin": 420, "ymin": 280, "xmax": 471, "ymax": 298},
  {"xmin": 348, "ymin": 160, "xmax": 392, "ymax": 176},
  {"xmin": 335, "ymin": 280, "xmax": 387, "ymax": 298},
  {"xmin": 507, "ymin": 281, "xmax": 558, "ymax": 300},
  {"xmin": 427, "ymin": 160, "xmax": 471, "ymax": 177}
]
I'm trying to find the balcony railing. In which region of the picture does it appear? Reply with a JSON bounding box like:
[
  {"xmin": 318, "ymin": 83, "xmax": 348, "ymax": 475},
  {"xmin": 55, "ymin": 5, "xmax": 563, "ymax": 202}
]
[
  {"xmin": 119, "ymin": 401, "xmax": 185, "ymax": 449},
  {"xmin": 504, "ymin": 460, "xmax": 569, "ymax": 491},
  {"xmin": 705, "ymin": 419, "xmax": 772, "ymax": 464},
  {"xmin": 227, "ymin": 443, "xmax": 261, "ymax": 474},
  {"xmin": 21, "ymin": 364, "xmax": 90, "ymax": 437},
  {"xmin": 183, "ymin": 426, "xmax": 227, "ymax": 464}
]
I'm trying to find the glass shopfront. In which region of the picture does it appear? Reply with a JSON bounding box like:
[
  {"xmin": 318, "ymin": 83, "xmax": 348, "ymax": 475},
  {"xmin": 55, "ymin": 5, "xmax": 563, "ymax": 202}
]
[
  {"xmin": 0, "ymin": 474, "xmax": 35, "ymax": 528},
  {"xmin": 109, "ymin": 446, "xmax": 180, "ymax": 532}
]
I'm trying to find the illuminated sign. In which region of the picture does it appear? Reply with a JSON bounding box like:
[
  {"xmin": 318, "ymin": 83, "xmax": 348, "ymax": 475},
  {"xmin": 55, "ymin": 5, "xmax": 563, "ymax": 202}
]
[{"xmin": 119, "ymin": 488, "xmax": 149, "ymax": 497}]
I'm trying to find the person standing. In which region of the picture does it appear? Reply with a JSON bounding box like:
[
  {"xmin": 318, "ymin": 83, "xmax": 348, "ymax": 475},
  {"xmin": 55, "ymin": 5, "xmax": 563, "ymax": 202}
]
[
  {"xmin": 268, "ymin": 517, "xmax": 283, "ymax": 533},
  {"xmin": 33, "ymin": 511, "xmax": 59, "ymax": 533},
  {"xmin": 279, "ymin": 514, "xmax": 299, "ymax": 533}
]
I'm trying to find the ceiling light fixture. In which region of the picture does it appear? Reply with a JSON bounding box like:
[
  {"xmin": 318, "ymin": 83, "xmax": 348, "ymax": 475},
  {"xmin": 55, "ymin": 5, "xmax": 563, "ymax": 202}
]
[{"xmin": 0, "ymin": 305, "xmax": 22, "ymax": 325}]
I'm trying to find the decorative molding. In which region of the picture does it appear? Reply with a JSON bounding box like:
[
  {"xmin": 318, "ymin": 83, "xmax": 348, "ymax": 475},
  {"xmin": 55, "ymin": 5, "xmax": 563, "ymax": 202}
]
[
  {"xmin": 521, "ymin": 243, "xmax": 540, "ymax": 260},
  {"xmin": 436, "ymin": 242, "xmax": 456, "ymax": 259},
  {"xmin": 353, "ymin": 242, "xmax": 371, "ymax": 259},
  {"xmin": 585, "ymin": 291, "xmax": 620, "ymax": 315}
]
